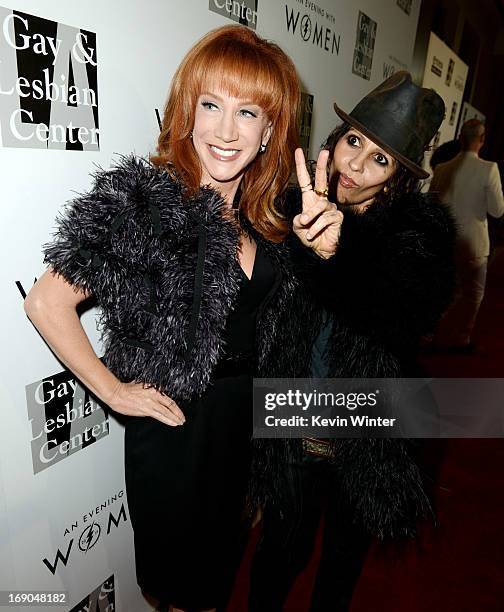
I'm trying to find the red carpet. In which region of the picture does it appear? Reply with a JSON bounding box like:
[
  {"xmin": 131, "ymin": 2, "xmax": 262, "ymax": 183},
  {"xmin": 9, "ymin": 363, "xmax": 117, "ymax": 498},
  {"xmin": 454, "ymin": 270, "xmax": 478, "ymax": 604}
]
[{"xmin": 227, "ymin": 246, "xmax": 504, "ymax": 611}]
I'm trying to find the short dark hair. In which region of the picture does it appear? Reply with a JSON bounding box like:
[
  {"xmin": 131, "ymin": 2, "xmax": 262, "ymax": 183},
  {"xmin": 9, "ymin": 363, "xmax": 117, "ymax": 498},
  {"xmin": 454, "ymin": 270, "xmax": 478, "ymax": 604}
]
[
  {"xmin": 323, "ymin": 123, "xmax": 420, "ymax": 203},
  {"xmin": 430, "ymin": 140, "xmax": 461, "ymax": 169}
]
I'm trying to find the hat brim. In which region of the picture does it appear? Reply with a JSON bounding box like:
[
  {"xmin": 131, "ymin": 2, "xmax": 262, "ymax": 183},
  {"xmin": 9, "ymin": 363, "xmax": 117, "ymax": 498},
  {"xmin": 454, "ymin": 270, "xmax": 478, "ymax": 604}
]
[{"xmin": 333, "ymin": 103, "xmax": 430, "ymax": 179}]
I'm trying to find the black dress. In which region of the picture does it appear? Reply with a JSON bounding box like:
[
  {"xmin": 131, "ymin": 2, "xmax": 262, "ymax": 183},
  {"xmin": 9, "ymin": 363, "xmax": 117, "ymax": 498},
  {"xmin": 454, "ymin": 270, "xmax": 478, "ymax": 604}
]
[{"xmin": 125, "ymin": 241, "xmax": 277, "ymax": 610}]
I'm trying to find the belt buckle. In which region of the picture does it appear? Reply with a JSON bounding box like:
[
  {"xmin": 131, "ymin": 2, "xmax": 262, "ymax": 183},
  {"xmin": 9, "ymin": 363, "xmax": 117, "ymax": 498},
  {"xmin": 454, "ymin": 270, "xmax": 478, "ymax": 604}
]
[{"xmin": 302, "ymin": 436, "xmax": 335, "ymax": 461}]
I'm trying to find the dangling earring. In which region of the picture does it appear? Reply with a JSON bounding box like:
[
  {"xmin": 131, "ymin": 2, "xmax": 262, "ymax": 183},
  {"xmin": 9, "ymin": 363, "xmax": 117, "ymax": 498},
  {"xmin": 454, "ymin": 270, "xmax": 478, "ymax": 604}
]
[
  {"xmin": 259, "ymin": 143, "xmax": 267, "ymax": 153},
  {"xmin": 383, "ymin": 185, "xmax": 389, "ymax": 194}
]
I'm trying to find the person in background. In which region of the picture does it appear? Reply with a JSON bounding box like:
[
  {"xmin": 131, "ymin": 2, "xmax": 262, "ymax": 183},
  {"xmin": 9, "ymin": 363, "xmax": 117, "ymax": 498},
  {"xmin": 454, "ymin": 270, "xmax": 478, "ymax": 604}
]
[
  {"xmin": 24, "ymin": 25, "xmax": 317, "ymax": 612},
  {"xmin": 430, "ymin": 118, "xmax": 504, "ymax": 351},
  {"xmin": 248, "ymin": 71, "xmax": 456, "ymax": 612},
  {"xmin": 430, "ymin": 138, "xmax": 461, "ymax": 169}
]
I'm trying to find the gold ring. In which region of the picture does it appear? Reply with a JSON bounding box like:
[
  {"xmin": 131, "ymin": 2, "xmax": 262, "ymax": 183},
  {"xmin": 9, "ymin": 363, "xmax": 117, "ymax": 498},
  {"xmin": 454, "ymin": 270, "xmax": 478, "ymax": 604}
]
[
  {"xmin": 301, "ymin": 184, "xmax": 313, "ymax": 193},
  {"xmin": 314, "ymin": 187, "xmax": 328, "ymax": 198}
]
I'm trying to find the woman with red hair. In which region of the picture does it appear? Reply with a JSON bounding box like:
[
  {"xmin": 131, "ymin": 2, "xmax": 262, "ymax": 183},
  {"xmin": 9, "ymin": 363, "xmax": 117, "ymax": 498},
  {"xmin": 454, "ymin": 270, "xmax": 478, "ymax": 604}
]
[{"xmin": 25, "ymin": 26, "xmax": 315, "ymax": 612}]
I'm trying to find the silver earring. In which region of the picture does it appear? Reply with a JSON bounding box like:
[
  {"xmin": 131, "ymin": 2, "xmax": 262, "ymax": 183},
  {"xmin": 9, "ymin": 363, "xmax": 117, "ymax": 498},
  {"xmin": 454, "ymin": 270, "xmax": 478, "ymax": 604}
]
[{"xmin": 259, "ymin": 143, "xmax": 266, "ymax": 153}]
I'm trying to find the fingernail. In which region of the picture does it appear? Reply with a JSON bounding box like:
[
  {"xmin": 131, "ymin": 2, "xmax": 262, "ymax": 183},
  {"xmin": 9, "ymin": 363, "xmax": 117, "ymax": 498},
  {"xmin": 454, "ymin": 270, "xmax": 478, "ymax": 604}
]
[{"xmin": 306, "ymin": 233, "xmax": 312, "ymax": 240}]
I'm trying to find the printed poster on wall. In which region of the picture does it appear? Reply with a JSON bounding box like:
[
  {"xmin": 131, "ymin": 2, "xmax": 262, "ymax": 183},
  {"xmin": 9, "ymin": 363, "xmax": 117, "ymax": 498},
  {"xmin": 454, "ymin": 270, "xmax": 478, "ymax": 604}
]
[
  {"xmin": 422, "ymin": 31, "xmax": 468, "ymax": 161},
  {"xmin": 457, "ymin": 101, "xmax": 486, "ymax": 137},
  {"xmin": 0, "ymin": 6, "xmax": 99, "ymax": 150}
]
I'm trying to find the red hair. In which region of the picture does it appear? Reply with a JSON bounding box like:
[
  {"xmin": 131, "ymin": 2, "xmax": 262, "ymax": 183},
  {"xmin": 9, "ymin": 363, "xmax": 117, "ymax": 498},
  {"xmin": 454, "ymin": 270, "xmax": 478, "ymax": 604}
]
[{"xmin": 150, "ymin": 25, "xmax": 300, "ymax": 242}]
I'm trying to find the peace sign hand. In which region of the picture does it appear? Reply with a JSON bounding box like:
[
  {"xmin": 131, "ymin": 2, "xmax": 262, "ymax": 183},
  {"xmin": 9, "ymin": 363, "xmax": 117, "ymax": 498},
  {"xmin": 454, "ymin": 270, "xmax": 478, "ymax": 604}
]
[{"xmin": 292, "ymin": 148, "xmax": 343, "ymax": 260}]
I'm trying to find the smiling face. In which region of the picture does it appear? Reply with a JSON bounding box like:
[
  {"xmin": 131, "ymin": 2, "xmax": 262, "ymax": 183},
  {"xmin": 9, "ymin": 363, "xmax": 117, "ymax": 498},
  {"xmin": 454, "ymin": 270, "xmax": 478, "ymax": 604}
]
[
  {"xmin": 329, "ymin": 128, "xmax": 397, "ymax": 210},
  {"xmin": 192, "ymin": 89, "xmax": 272, "ymax": 202}
]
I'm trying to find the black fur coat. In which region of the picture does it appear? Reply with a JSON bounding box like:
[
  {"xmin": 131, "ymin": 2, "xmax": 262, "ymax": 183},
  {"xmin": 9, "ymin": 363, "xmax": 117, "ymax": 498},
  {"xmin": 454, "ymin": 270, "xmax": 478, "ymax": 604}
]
[
  {"xmin": 305, "ymin": 192, "xmax": 456, "ymax": 371},
  {"xmin": 250, "ymin": 189, "xmax": 456, "ymax": 538},
  {"xmin": 43, "ymin": 156, "xmax": 317, "ymax": 402}
]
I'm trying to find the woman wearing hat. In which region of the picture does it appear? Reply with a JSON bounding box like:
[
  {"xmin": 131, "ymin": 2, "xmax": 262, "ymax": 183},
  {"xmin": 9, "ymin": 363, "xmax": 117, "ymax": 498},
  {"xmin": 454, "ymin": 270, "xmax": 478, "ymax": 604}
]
[{"xmin": 248, "ymin": 72, "xmax": 456, "ymax": 611}]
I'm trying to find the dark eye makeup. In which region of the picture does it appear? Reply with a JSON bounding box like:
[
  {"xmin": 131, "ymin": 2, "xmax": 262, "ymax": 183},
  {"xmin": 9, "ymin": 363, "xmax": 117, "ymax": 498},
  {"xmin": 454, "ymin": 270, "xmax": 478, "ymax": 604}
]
[
  {"xmin": 346, "ymin": 133, "xmax": 390, "ymax": 166},
  {"xmin": 374, "ymin": 153, "xmax": 389, "ymax": 166}
]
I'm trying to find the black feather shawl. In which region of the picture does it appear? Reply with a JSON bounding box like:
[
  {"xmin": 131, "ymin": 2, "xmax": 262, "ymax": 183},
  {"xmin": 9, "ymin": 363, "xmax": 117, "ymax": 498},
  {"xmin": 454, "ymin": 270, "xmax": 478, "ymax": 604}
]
[
  {"xmin": 43, "ymin": 155, "xmax": 317, "ymax": 402},
  {"xmin": 249, "ymin": 189, "xmax": 456, "ymax": 538}
]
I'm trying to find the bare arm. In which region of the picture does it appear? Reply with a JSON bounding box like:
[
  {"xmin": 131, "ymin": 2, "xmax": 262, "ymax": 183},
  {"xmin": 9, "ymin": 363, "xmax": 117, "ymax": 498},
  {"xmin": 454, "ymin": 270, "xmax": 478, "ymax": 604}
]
[{"xmin": 24, "ymin": 269, "xmax": 185, "ymax": 426}]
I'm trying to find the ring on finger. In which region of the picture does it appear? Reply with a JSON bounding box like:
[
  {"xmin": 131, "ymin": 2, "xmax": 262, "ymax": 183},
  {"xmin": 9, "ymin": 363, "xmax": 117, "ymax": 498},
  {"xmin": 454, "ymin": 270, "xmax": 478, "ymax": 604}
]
[
  {"xmin": 300, "ymin": 183, "xmax": 313, "ymax": 193},
  {"xmin": 314, "ymin": 187, "xmax": 328, "ymax": 198}
]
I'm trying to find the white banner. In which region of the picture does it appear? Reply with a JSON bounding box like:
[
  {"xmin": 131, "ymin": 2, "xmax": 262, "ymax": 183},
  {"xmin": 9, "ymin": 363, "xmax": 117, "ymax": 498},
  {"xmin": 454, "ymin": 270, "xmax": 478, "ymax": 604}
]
[
  {"xmin": 421, "ymin": 31, "xmax": 468, "ymax": 171},
  {"xmin": 457, "ymin": 101, "xmax": 486, "ymax": 137}
]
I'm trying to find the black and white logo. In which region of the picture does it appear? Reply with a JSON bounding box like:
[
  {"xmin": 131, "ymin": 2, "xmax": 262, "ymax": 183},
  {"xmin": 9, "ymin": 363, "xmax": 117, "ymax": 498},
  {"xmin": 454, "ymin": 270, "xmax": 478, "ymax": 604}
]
[
  {"xmin": 430, "ymin": 56, "xmax": 443, "ymax": 77},
  {"xmin": 78, "ymin": 522, "xmax": 101, "ymax": 553},
  {"xmin": 285, "ymin": 3, "xmax": 341, "ymax": 56},
  {"xmin": 454, "ymin": 73, "xmax": 465, "ymax": 92},
  {"xmin": 299, "ymin": 92, "xmax": 313, "ymax": 160},
  {"xmin": 449, "ymin": 101, "xmax": 458, "ymax": 126},
  {"xmin": 300, "ymin": 15, "xmax": 312, "ymax": 41},
  {"xmin": 26, "ymin": 369, "xmax": 109, "ymax": 474},
  {"xmin": 383, "ymin": 55, "xmax": 407, "ymax": 80},
  {"xmin": 43, "ymin": 492, "xmax": 127, "ymax": 575},
  {"xmin": 352, "ymin": 11, "xmax": 377, "ymax": 81},
  {"xmin": 69, "ymin": 575, "xmax": 115, "ymax": 612},
  {"xmin": 0, "ymin": 7, "xmax": 99, "ymax": 150},
  {"xmin": 208, "ymin": 0, "xmax": 258, "ymax": 30},
  {"xmin": 445, "ymin": 58, "xmax": 455, "ymax": 86},
  {"xmin": 396, "ymin": 0, "xmax": 413, "ymax": 15}
]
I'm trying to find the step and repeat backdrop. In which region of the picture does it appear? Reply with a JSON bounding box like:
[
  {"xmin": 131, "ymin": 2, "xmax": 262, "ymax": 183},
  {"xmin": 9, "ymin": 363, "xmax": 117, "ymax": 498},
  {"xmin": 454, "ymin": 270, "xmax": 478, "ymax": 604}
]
[
  {"xmin": 421, "ymin": 30, "xmax": 468, "ymax": 175},
  {"xmin": 1, "ymin": 1, "xmax": 421, "ymax": 610}
]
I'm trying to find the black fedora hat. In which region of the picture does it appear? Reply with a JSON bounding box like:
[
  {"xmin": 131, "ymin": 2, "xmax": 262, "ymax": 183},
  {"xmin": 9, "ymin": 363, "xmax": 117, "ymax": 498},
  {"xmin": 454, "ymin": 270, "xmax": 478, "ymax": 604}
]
[{"xmin": 333, "ymin": 71, "xmax": 445, "ymax": 179}]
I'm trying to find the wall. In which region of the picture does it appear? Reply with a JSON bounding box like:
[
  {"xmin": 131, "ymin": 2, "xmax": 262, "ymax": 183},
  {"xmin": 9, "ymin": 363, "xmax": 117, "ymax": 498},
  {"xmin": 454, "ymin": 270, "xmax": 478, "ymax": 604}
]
[{"xmin": 412, "ymin": 0, "xmax": 504, "ymax": 161}]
